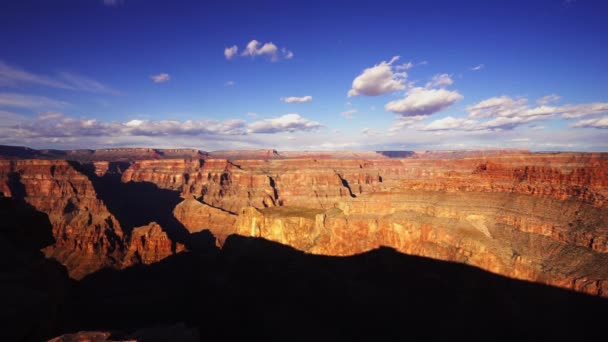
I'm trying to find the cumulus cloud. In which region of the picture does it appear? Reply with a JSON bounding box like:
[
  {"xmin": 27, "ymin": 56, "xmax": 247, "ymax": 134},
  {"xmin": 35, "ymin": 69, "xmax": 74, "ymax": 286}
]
[
  {"xmin": 471, "ymin": 64, "xmax": 485, "ymax": 71},
  {"xmin": 385, "ymin": 87, "xmax": 463, "ymax": 116},
  {"xmin": 150, "ymin": 73, "xmax": 170, "ymax": 83},
  {"xmin": 341, "ymin": 109, "xmax": 357, "ymax": 119},
  {"xmin": 426, "ymin": 73, "xmax": 454, "ymax": 88},
  {"xmin": 4, "ymin": 114, "xmax": 247, "ymax": 139},
  {"xmin": 420, "ymin": 116, "xmax": 477, "ymax": 131},
  {"xmin": 0, "ymin": 92, "xmax": 67, "ymax": 109},
  {"xmin": 247, "ymin": 113, "xmax": 322, "ymax": 133},
  {"xmin": 224, "ymin": 40, "xmax": 293, "ymax": 62},
  {"xmin": 224, "ymin": 45, "xmax": 238, "ymax": 60},
  {"xmin": 0, "ymin": 61, "xmax": 116, "ymax": 94},
  {"xmin": 572, "ymin": 116, "xmax": 608, "ymax": 129},
  {"xmin": 281, "ymin": 95, "xmax": 312, "ymax": 103},
  {"xmin": 347, "ymin": 56, "xmax": 406, "ymax": 97}
]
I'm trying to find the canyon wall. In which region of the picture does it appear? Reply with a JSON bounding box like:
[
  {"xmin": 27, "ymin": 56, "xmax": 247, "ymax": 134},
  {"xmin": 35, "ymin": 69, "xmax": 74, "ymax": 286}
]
[
  {"xmin": 121, "ymin": 153, "xmax": 608, "ymax": 295},
  {"xmin": 2, "ymin": 150, "xmax": 607, "ymax": 296}
]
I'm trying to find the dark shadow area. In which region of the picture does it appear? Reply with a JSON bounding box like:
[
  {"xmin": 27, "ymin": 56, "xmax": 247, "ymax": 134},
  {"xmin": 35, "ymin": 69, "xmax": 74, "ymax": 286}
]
[
  {"xmin": 336, "ymin": 173, "xmax": 357, "ymax": 198},
  {"xmin": 0, "ymin": 195, "xmax": 72, "ymax": 342},
  {"xmin": 6, "ymin": 172, "xmax": 26, "ymax": 201},
  {"xmin": 70, "ymin": 161, "xmax": 192, "ymax": 247},
  {"xmin": 376, "ymin": 150, "xmax": 415, "ymax": 158},
  {"xmin": 63, "ymin": 233, "xmax": 608, "ymax": 341}
]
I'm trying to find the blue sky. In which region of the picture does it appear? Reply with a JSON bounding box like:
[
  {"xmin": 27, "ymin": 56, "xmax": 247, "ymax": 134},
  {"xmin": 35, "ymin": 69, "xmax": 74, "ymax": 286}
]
[{"xmin": 0, "ymin": 0, "xmax": 607, "ymax": 151}]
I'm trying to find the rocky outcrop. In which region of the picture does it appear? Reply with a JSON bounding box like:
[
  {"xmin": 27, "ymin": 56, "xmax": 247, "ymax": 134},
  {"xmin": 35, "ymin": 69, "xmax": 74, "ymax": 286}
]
[
  {"xmin": 123, "ymin": 222, "xmax": 186, "ymax": 266},
  {"xmin": 173, "ymin": 198, "xmax": 236, "ymax": 241}
]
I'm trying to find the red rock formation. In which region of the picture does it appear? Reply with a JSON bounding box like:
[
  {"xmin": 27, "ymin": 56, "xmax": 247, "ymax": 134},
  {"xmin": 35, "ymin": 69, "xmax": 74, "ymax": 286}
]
[
  {"xmin": 2, "ymin": 147, "xmax": 607, "ymax": 296},
  {"xmin": 123, "ymin": 222, "xmax": 185, "ymax": 266},
  {"xmin": 0, "ymin": 160, "xmax": 124, "ymax": 279},
  {"xmin": 0, "ymin": 159, "xmax": 185, "ymax": 279}
]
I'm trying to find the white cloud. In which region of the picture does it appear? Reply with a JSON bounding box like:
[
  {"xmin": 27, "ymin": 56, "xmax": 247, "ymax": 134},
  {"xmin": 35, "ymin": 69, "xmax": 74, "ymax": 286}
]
[
  {"xmin": 426, "ymin": 73, "xmax": 454, "ymax": 88},
  {"xmin": 150, "ymin": 73, "xmax": 170, "ymax": 83},
  {"xmin": 395, "ymin": 62, "xmax": 413, "ymax": 71},
  {"xmin": 347, "ymin": 56, "xmax": 406, "ymax": 97},
  {"xmin": 0, "ymin": 92, "xmax": 67, "ymax": 109},
  {"xmin": 420, "ymin": 116, "xmax": 477, "ymax": 131},
  {"xmin": 0, "ymin": 61, "xmax": 116, "ymax": 94},
  {"xmin": 247, "ymin": 113, "xmax": 322, "ymax": 133},
  {"xmin": 385, "ymin": 87, "xmax": 463, "ymax": 116},
  {"xmin": 471, "ymin": 64, "xmax": 485, "ymax": 71},
  {"xmin": 341, "ymin": 109, "xmax": 357, "ymax": 119},
  {"xmin": 224, "ymin": 45, "xmax": 238, "ymax": 60},
  {"xmin": 572, "ymin": 116, "xmax": 608, "ymax": 129},
  {"xmin": 225, "ymin": 40, "xmax": 293, "ymax": 62},
  {"xmin": 388, "ymin": 115, "xmax": 426, "ymax": 135},
  {"xmin": 4, "ymin": 114, "xmax": 247, "ymax": 139},
  {"xmin": 225, "ymin": 80, "xmax": 235, "ymax": 86},
  {"xmin": 466, "ymin": 96, "xmax": 608, "ymax": 128},
  {"xmin": 559, "ymin": 103, "xmax": 608, "ymax": 118},
  {"xmin": 537, "ymin": 94, "xmax": 561, "ymax": 105},
  {"xmin": 281, "ymin": 47, "xmax": 294, "ymax": 59},
  {"xmin": 242, "ymin": 40, "xmax": 279, "ymax": 61},
  {"xmin": 281, "ymin": 95, "xmax": 312, "ymax": 103},
  {"xmin": 466, "ymin": 96, "xmax": 528, "ymax": 119},
  {"xmin": 246, "ymin": 112, "xmax": 258, "ymax": 118}
]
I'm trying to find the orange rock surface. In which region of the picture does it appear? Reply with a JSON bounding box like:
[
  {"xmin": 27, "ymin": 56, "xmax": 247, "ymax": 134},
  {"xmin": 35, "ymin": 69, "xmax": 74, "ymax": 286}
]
[{"xmin": 2, "ymin": 150, "xmax": 607, "ymax": 296}]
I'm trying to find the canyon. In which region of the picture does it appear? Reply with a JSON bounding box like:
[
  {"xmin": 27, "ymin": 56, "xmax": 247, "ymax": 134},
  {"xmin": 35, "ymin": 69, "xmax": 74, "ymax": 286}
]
[{"xmin": 1, "ymin": 145, "xmax": 608, "ymax": 340}]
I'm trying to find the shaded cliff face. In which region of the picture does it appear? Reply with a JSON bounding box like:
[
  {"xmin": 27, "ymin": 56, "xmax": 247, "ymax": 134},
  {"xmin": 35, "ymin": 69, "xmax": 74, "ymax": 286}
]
[
  {"xmin": 0, "ymin": 160, "xmax": 183, "ymax": 279},
  {"xmin": 120, "ymin": 153, "xmax": 608, "ymax": 296}
]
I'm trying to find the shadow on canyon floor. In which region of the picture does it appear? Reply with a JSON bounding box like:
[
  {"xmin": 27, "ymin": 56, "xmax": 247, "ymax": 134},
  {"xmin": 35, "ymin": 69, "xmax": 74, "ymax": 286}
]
[{"xmin": 69, "ymin": 233, "xmax": 608, "ymax": 341}]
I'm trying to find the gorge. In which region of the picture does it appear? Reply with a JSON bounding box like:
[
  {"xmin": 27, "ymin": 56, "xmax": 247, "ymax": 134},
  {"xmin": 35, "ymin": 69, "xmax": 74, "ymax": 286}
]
[{"xmin": 1, "ymin": 145, "xmax": 607, "ymax": 341}]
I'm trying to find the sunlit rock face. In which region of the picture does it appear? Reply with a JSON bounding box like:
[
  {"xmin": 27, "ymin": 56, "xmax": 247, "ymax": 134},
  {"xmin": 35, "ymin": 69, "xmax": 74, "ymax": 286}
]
[{"xmin": 2, "ymin": 150, "xmax": 607, "ymax": 296}]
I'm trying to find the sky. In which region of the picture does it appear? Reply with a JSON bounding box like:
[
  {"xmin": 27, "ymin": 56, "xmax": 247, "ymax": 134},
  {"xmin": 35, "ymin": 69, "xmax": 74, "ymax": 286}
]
[{"xmin": 0, "ymin": 0, "xmax": 607, "ymax": 151}]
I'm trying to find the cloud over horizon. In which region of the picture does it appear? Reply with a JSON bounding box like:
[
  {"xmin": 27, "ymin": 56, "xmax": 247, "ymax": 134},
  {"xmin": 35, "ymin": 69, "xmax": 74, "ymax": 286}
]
[{"xmin": 247, "ymin": 113, "xmax": 322, "ymax": 133}]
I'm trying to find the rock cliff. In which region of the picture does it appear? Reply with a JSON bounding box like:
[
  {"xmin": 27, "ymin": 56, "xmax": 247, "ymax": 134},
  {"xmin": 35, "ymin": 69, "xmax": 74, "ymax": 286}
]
[
  {"xmin": 1, "ymin": 147, "xmax": 607, "ymax": 297},
  {"xmin": 120, "ymin": 152, "xmax": 608, "ymax": 296}
]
